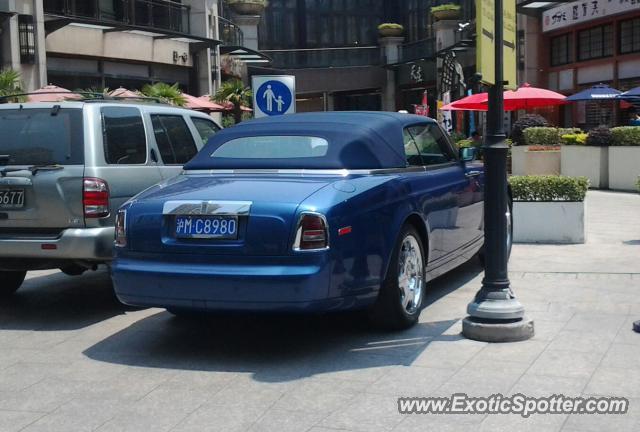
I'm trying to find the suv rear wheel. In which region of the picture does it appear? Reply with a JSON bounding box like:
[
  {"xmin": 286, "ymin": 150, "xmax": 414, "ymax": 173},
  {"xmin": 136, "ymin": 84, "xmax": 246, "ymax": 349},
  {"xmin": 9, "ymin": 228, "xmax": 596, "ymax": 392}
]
[{"xmin": 0, "ymin": 271, "xmax": 26, "ymax": 296}]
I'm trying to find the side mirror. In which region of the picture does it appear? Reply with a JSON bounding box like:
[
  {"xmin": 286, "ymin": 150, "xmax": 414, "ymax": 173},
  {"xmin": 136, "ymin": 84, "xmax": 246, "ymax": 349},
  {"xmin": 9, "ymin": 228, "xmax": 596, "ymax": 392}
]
[{"xmin": 459, "ymin": 146, "xmax": 477, "ymax": 162}]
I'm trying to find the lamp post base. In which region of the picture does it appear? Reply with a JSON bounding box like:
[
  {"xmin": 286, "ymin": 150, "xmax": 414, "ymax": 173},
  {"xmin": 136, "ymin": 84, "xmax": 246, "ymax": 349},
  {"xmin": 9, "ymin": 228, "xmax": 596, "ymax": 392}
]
[{"xmin": 462, "ymin": 316, "xmax": 534, "ymax": 343}]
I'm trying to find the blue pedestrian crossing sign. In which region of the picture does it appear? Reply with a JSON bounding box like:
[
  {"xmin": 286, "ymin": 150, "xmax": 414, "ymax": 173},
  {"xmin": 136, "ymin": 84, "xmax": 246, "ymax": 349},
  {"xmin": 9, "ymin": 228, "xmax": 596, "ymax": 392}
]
[{"xmin": 252, "ymin": 75, "xmax": 296, "ymax": 118}]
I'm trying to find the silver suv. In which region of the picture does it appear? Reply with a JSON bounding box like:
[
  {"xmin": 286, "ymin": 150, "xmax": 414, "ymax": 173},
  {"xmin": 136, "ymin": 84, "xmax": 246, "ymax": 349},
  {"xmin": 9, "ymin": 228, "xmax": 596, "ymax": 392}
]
[{"xmin": 0, "ymin": 101, "xmax": 221, "ymax": 295}]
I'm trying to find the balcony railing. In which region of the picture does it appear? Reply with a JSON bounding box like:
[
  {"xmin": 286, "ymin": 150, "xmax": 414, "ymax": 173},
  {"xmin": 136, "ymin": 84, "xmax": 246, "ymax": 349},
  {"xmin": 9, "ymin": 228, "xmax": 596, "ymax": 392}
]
[
  {"xmin": 43, "ymin": 0, "xmax": 190, "ymax": 34},
  {"xmin": 261, "ymin": 46, "xmax": 381, "ymax": 69},
  {"xmin": 400, "ymin": 38, "xmax": 435, "ymax": 63},
  {"xmin": 217, "ymin": 16, "xmax": 243, "ymax": 46}
]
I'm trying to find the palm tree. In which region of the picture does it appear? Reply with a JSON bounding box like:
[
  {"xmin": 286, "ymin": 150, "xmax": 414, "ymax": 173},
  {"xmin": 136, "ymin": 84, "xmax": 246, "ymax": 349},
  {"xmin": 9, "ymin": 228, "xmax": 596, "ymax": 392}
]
[
  {"xmin": 213, "ymin": 79, "xmax": 252, "ymax": 124},
  {"xmin": 0, "ymin": 69, "xmax": 25, "ymax": 103},
  {"xmin": 141, "ymin": 82, "xmax": 186, "ymax": 106}
]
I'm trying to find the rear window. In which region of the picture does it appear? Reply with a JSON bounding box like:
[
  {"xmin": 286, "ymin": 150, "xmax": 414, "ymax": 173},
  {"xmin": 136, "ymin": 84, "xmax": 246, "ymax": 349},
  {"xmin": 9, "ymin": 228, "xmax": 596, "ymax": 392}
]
[
  {"xmin": 151, "ymin": 115, "xmax": 198, "ymax": 164},
  {"xmin": 211, "ymin": 136, "xmax": 329, "ymax": 159},
  {"xmin": 0, "ymin": 108, "xmax": 84, "ymax": 165}
]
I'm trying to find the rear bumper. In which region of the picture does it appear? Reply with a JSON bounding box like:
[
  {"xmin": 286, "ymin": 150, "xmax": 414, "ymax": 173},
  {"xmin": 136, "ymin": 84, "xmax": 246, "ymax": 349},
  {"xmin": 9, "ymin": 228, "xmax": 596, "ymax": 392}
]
[
  {"xmin": 111, "ymin": 257, "xmax": 376, "ymax": 312},
  {"xmin": 0, "ymin": 227, "xmax": 114, "ymax": 261}
]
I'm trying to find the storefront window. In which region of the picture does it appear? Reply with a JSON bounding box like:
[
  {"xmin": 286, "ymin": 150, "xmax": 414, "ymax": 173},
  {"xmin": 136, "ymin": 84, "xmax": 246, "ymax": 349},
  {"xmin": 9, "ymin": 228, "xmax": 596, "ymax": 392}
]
[
  {"xmin": 550, "ymin": 34, "xmax": 573, "ymax": 66},
  {"xmin": 578, "ymin": 25, "xmax": 613, "ymax": 61},
  {"xmin": 620, "ymin": 18, "xmax": 640, "ymax": 54}
]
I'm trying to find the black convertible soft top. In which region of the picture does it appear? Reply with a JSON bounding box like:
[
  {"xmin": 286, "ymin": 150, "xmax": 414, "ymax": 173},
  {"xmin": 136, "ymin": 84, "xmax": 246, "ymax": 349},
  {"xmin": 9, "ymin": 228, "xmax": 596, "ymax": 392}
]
[{"xmin": 184, "ymin": 111, "xmax": 437, "ymax": 170}]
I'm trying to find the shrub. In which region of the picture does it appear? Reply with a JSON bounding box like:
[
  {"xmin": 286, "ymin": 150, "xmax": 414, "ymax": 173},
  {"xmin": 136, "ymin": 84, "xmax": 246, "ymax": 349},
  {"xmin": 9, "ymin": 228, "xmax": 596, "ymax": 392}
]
[
  {"xmin": 456, "ymin": 138, "xmax": 474, "ymax": 148},
  {"xmin": 523, "ymin": 127, "xmax": 561, "ymax": 146},
  {"xmin": 561, "ymin": 133, "xmax": 588, "ymax": 145},
  {"xmin": 509, "ymin": 175, "xmax": 589, "ymax": 202},
  {"xmin": 430, "ymin": 3, "xmax": 461, "ymax": 12},
  {"xmin": 510, "ymin": 114, "xmax": 548, "ymax": 146},
  {"xmin": 584, "ymin": 126, "xmax": 612, "ymax": 146},
  {"xmin": 377, "ymin": 23, "xmax": 403, "ymax": 30},
  {"xmin": 449, "ymin": 131, "xmax": 466, "ymax": 143},
  {"xmin": 610, "ymin": 126, "xmax": 640, "ymax": 146}
]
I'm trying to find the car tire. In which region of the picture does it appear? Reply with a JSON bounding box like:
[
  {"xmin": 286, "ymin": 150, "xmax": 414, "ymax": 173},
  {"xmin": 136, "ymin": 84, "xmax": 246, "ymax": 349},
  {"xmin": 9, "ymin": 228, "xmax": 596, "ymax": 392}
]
[
  {"xmin": 0, "ymin": 271, "xmax": 26, "ymax": 296},
  {"xmin": 478, "ymin": 196, "xmax": 513, "ymax": 267},
  {"xmin": 368, "ymin": 225, "xmax": 425, "ymax": 330}
]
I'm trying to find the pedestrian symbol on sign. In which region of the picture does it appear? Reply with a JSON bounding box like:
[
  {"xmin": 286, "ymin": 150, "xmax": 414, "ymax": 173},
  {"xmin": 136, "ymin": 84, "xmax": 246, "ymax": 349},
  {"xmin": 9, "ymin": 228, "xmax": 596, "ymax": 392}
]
[{"xmin": 256, "ymin": 80, "xmax": 292, "ymax": 116}]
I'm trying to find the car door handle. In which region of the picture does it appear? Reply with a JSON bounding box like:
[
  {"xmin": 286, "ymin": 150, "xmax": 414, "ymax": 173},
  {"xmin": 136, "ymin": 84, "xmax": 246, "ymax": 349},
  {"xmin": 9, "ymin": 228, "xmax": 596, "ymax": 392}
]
[{"xmin": 465, "ymin": 170, "xmax": 482, "ymax": 178}]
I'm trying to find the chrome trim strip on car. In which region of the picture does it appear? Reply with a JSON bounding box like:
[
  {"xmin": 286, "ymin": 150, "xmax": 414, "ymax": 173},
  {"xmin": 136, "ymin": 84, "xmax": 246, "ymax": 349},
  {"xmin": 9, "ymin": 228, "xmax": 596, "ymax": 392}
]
[
  {"xmin": 162, "ymin": 200, "xmax": 252, "ymax": 216},
  {"xmin": 182, "ymin": 167, "xmax": 427, "ymax": 176}
]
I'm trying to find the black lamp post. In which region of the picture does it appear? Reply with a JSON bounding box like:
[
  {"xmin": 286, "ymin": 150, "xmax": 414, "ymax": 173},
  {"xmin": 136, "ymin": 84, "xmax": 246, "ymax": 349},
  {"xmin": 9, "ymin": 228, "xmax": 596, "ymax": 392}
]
[{"xmin": 462, "ymin": 0, "xmax": 534, "ymax": 342}]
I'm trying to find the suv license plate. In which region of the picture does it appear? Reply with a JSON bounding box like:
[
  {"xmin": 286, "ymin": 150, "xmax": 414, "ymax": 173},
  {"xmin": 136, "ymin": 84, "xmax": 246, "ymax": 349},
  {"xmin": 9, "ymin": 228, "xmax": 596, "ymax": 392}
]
[
  {"xmin": 174, "ymin": 215, "xmax": 238, "ymax": 239},
  {"xmin": 0, "ymin": 189, "xmax": 25, "ymax": 209}
]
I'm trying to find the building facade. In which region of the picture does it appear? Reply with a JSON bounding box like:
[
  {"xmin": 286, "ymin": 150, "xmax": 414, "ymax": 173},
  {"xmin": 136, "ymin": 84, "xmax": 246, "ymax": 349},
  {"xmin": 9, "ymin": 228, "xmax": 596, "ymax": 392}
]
[
  {"xmin": 0, "ymin": 0, "xmax": 265, "ymax": 97},
  {"xmin": 252, "ymin": 0, "xmax": 475, "ymax": 114},
  {"xmin": 537, "ymin": 0, "xmax": 640, "ymax": 128}
]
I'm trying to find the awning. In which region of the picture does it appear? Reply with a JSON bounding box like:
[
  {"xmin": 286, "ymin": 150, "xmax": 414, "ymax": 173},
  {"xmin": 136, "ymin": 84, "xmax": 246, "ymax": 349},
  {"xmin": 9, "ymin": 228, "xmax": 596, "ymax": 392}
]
[
  {"xmin": 43, "ymin": 15, "xmax": 220, "ymax": 52},
  {"xmin": 220, "ymin": 45, "xmax": 272, "ymax": 64}
]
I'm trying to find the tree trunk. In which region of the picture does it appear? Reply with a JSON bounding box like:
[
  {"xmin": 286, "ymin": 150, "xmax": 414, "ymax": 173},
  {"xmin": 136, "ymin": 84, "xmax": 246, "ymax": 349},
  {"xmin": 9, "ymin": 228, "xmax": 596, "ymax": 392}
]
[{"xmin": 233, "ymin": 105, "xmax": 243, "ymax": 124}]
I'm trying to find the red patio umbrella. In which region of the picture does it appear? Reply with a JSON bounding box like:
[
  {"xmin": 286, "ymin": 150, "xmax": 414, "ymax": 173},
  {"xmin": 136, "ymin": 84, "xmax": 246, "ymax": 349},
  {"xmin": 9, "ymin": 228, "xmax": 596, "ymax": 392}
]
[
  {"xmin": 503, "ymin": 83, "xmax": 566, "ymax": 110},
  {"xmin": 440, "ymin": 83, "xmax": 567, "ymax": 112},
  {"xmin": 183, "ymin": 93, "xmax": 225, "ymax": 112},
  {"xmin": 28, "ymin": 85, "xmax": 83, "ymax": 102},
  {"xmin": 197, "ymin": 95, "xmax": 252, "ymax": 112},
  {"xmin": 109, "ymin": 87, "xmax": 141, "ymax": 98},
  {"xmin": 440, "ymin": 93, "xmax": 488, "ymax": 111}
]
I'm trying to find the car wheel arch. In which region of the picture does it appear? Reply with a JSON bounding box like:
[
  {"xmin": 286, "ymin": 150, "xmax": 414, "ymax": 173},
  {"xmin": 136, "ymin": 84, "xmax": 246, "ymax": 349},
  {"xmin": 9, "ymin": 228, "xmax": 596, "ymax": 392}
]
[{"xmin": 381, "ymin": 212, "xmax": 430, "ymax": 284}]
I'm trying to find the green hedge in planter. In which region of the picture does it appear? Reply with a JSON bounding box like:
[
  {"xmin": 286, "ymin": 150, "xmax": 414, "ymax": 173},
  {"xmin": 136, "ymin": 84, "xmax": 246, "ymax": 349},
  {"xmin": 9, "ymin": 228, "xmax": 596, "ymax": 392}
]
[
  {"xmin": 377, "ymin": 23, "xmax": 403, "ymax": 31},
  {"xmin": 585, "ymin": 126, "xmax": 611, "ymax": 146},
  {"xmin": 610, "ymin": 126, "xmax": 640, "ymax": 146},
  {"xmin": 561, "ymin": 133, "xmax": 588, "ymax": 145},
  {"xmin": 509, "ymin": 175, "xmax": 589, "ymax": 202},
  {"xmin": 525, "ymin": 127, "xmax": 581, "ymax": 146},
  {"xmin": 510, "ymin": 114, "xmax": 548, "ymax": 146}
]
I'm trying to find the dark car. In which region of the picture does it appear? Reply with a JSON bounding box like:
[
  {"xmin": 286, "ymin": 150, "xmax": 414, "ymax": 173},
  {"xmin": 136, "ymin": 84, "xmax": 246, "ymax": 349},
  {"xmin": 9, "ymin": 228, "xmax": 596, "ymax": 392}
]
[{"xmin": 111, "ymin": 112, "xmax": 503, "ymax": 329}]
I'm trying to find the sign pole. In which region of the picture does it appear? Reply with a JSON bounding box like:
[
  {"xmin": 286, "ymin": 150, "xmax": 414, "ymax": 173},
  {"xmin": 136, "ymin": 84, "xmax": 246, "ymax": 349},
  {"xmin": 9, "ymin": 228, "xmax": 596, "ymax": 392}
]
[{"xmin": 463, "ymin": 0, "xmax": 534, "ymax": 342}]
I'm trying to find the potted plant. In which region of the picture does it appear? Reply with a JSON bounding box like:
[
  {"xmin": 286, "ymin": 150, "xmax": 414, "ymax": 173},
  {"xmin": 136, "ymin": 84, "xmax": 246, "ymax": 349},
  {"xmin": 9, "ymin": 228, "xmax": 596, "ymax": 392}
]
[
  {"xmin": 377, "ymin": 23, "xmax": 403, "ymax": 37},
  {"xmin": 509, "ymin": 175, "xmax": 589, "ymax": 244},
  {"xmin": 512, "ymin": 126, "xmax": 574, "ymax": 175},
  {"xmin": 510, "ymin": 114, "xmax": 547, "ymax": 175},
  {"xmin": 608, "ymin": 126, "xmax": 640, "ymax": 191},
  {"xmin": 225, "ymin": 0, "xmax": 267, "ymax": 15},
  {"xmin": 430, "ymin": 4, "xmax": 461, "ymax": 20},
  {"xmin": 560, "ymin": 126, "xmax": 609, "ymax": 189}
]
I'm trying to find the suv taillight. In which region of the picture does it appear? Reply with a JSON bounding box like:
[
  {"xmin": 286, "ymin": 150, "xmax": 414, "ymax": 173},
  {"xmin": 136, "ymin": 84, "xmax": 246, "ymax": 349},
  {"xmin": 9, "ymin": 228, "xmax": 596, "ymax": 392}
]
[
  {"xmin": 293, "ymin": 213, "xmax": 329, "ymax": 251},
  {"xmin": 114, "ymin": 209, "xmax": 127, "ymax": 247},
  {"xmin": 83, "ymin": 177, "xmax": 110, "ymax": 218}
]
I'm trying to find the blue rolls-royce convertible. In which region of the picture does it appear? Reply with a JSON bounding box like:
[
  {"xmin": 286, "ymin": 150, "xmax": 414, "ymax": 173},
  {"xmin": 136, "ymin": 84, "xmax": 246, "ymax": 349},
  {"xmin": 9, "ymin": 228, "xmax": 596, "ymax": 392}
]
[{"xmin": 112, "ymin": 112, "xmax": 507, "ymax": 329}]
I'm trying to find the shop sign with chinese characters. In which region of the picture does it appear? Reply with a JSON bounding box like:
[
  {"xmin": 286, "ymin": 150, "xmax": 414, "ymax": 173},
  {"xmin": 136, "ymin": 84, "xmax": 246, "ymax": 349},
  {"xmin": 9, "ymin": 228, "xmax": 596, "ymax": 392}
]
[{"xmin": 542, "ymin": 0, "xmax": 640, "ymax": 32}]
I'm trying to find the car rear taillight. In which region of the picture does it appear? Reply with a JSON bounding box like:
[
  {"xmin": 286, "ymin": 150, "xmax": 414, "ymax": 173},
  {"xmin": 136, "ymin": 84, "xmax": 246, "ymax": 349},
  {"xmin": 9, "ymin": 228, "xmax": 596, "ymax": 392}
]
[
  {"xmin": 114, "ymin": 209, "xmax": 127, "ymax": 248},
  {"xmin": 293, "ymin": 213, "xmax": 329, "ymax": 251},
  {"xmin": 83, "ymin": 177, "xmax": 110, "ymax": 218}
]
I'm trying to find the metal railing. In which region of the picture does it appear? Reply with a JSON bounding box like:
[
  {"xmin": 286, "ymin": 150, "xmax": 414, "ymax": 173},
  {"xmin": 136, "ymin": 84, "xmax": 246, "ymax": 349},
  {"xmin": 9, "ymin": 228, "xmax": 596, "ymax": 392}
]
[
  {"xmin": 43, "ymin": 0, "xmax": 190, "ymax": 34},
  {"xmin": 261, "ymin": 46, "xmax": 381, "ymax": 69},
  {"xmin": 400, "ymin": 38, "xmax": 435, "ymax": 63},
  {"xmin": 217, "ymin": 16, "xmax": 243, "ymax": 46}
]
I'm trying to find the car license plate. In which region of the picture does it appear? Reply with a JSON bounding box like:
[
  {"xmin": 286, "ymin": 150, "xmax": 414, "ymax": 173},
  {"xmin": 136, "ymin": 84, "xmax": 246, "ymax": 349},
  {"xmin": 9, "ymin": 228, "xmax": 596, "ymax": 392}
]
[
  {"xmin": 0, "ymin": 189, "xmax": 25, "ymax": 209},
  {"xmin": 174, "ymin": 215, "xmax": 238, "ymax": 239}
]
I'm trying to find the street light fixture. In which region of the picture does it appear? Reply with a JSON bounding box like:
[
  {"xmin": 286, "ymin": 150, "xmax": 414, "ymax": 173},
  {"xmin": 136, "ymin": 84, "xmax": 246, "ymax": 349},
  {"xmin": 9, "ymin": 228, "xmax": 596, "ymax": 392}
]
[{"xmin": 462, "ymin": 0, "xmax": 534, "ymax": 342}]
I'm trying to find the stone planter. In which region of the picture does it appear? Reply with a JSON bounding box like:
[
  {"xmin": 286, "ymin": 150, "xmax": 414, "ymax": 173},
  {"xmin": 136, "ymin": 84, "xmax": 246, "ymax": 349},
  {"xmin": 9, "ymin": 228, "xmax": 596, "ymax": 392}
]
[
  {"xmin": 431, "ymin": 9, "xmax": 461, "ymax": 20},
  {"xmin": 511, "ymin": 146, "xmax": 561, "ymax": 176},
  {"xmin": 608, "ymin": 146, "xmax": 640, "ymax": 191},
  {"xmin": 227, "ymin": 1, "xmax": 265, "ymax": 15},
  {"xmin": 561, "ymin": 145, "xmax": 608, "ymax": 189},
  {"xmin": 513, "ymin": 201, "xmax": 585, "ymax": 244},
  {"xmin": 378, "ymin": 27, "xmax": 403, "ymax": 37}
]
